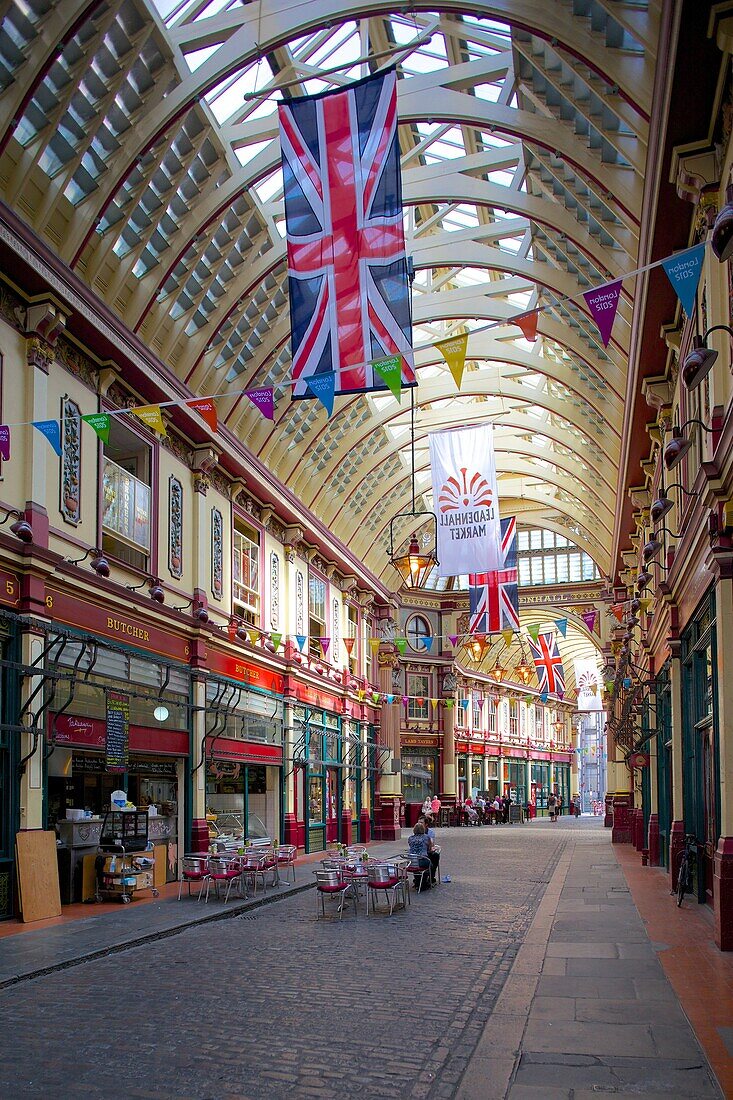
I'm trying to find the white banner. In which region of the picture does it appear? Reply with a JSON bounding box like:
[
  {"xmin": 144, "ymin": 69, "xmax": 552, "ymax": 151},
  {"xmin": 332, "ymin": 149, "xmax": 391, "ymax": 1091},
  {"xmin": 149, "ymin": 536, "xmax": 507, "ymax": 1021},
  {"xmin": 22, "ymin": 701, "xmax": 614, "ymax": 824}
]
[
  {"xmin": 429, "ymin": 426, "xmax": 501, "ymax": 576},
  {"xmin": 574, "ymin": 658, "xmax": 603, "ymax": 711}
]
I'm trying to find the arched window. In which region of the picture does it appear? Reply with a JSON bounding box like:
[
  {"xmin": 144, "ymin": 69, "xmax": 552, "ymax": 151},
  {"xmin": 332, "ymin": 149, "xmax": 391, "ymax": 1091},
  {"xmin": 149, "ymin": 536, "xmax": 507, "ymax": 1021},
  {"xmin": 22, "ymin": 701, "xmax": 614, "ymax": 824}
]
[{"xmin": 406, "ymin": 613, "xmax": 432, "ymax": 652}]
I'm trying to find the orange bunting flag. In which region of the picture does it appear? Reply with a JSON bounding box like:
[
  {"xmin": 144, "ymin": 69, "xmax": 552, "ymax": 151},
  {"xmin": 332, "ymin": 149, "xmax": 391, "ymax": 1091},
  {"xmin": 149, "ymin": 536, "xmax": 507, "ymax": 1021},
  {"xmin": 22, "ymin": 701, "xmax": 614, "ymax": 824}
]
[
  {"xmin": 186, "ymin": 397, "xmax": 218, "ymax": 432},
  {"xmin": 131, "ymin": 404, "xmax": 166, "ymax": 436},
  {"xmin": 511, "ymin": 310, "xmax": 538, "ymax": 342},
  {"xmin": 611, "ymin": 605, "xmax": 625, "ymax": 623},
  {"xmin": 343, "ymin": 637, "xmax": 355, "ymax": 655}
]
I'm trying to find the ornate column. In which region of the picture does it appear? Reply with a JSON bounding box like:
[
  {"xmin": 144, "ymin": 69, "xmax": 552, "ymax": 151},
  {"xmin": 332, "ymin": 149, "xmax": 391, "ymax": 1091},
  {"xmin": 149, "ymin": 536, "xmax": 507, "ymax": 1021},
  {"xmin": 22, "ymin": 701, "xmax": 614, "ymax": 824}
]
[
  {"xmin": 441, "ymin": 671, "xmax": 457, "ymax": 802},
  {"xmin": 647, "ymin": 699, "xmax": 660, "ymax": 866},
  {"xmin": 17, "ymin": 626, "xmax": 46, "ymax": 835},
  {"xmin": 21, "ymin": 300, "xmax": 66, "ymax": 545},
  {"xmin": 373, "ymin": 627, "xmax": 401, "ymax": 841},
  {"xmin": 668, "ymin": 637, "xmax": 686, "ymax": 888},
  {"xmin": 711, "ymin": 560, "xmax": 733, "ymax": 949}
]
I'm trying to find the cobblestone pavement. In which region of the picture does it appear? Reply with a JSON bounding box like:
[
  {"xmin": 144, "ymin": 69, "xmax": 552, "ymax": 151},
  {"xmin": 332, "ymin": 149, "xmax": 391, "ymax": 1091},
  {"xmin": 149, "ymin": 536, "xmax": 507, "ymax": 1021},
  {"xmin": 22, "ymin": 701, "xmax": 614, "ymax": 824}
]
[{"xmin": 0, "ymin": 822, "xmax": 563, "ymax": 1099}]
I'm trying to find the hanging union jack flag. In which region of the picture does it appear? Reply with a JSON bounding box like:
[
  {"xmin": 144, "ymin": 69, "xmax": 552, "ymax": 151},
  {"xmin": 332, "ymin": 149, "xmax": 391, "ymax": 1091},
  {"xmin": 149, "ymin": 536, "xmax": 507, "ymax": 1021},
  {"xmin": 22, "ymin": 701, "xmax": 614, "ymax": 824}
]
[
  {"xmin": 528, "ymin": 631, "xmax": 566, "ymax": 696},
  {"xmin": 278, "ymin": 68, "xmax": 415, "ymax": 397},
  {"xmin": 468, "ymin": 517, "xmax": 519, "ymax": 633}
]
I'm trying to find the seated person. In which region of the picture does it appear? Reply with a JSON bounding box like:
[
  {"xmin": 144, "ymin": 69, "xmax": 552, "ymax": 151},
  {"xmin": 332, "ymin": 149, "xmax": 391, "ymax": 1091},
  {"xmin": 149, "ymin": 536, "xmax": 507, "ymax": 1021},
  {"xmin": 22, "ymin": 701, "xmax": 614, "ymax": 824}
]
[{"xmin": 407, "ymin": 821, "xmax": 439, "ymax": 887}]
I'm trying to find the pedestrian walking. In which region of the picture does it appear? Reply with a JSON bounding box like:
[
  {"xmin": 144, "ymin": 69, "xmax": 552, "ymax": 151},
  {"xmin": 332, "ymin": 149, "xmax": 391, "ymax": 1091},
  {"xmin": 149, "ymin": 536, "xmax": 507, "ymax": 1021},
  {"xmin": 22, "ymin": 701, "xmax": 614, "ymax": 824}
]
[{"xmin": 548, "ymin": 791, "xmax": 557, "ymax": 822}]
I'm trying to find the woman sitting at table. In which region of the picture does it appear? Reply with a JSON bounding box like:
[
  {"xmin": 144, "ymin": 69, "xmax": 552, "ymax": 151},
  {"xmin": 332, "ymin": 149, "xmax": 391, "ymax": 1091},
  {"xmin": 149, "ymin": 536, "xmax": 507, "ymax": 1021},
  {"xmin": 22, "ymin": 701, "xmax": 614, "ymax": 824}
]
[{"xmin": 408, "ymin": 821, "xmax": 439, "ymax": 888}]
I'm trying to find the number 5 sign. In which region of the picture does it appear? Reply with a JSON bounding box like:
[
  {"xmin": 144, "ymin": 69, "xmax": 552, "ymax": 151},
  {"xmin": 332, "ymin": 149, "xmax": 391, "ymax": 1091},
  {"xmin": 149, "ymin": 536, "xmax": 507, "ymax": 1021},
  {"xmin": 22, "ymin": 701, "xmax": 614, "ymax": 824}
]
[{"xmin": 0, "ymin": 568, "xmax": 19, "ymax": 607}]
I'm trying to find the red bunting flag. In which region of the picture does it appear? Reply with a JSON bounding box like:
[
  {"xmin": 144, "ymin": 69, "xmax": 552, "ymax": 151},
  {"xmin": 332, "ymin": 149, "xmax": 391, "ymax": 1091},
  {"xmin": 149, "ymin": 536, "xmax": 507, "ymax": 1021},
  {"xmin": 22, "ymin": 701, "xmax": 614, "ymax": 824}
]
[
  {"xmin": 511, "ymin": 310, "xmax": 538, "ymax": 342},
  {"xmin": 186, "ymin": 398, "xmax": 218, "ymax": 432}
]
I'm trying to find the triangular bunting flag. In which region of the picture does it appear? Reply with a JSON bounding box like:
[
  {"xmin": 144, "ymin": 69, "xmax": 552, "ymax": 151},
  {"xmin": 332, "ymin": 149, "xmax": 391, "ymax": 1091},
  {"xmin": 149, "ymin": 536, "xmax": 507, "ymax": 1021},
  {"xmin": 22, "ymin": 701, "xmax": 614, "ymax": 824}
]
[
  {"xmin": 557, "ymin": 691, "xmax": 564, "ymax": 701},
  {"xmin": 527, "ymin": 624, "xmax": 541, "ymax": 642},
  {"xmin": 555, "ymin": 618, "xmax": 568, "ymax": 637},
  {"xmin": 502, "ymin": 628, "xmax": 514, "ymax": 648},
  {"xmin": 540, "ymin": 692, "xmax": 548, "ymax": 703},
  {"xmin": 372, "ymin": 691, "xmax": 381, "ymax": 704},
  {"xmin": 270, "ymin": 632, "xmax": 282, "ymax": 651},
  {"xmin": 448, "ymin": 635, "xmax": 458, "ymax": 647},
  {"xmin": 186, "ymin": 398, "xmax": 218, "ymax": 432},
  {"xmin": 584, "ymin": 280, "xmax": 622, "ymax": 347},
  {"xmin": 247, "ymin": 630, "xmax": 259, "ymax": 647},
  {"xmin": 246, "ymin": 388, "xmax": 275, "ymax": 421},
  {"xmin": 395, "ymin": 638, "xmax": 407, "ymax": 655},
  {"xmin": 402, "ymin": 696, "xmax": 409, "ymax": 706},
  {"xmin": 511, "ymin": 309, "xmax": 538, "ymax": 342},
  {"xmin": 131, "ymin": 404, "xmax": 166, "ymax": 436},
  {"xmin": 358, "ymin": 690, "xmax": 366, "ymax": 702},
  {"xmin": 319, "ymin": 637, "xmax": 330, "ymax": 657},
  {"xmin": 622, "ymin": 677, "xmax": 632, "ymax": 689},
  {"xmin": 435, "ymin": 333, "xmax": 469, "ymax": 389},
  {"xmin": 461, "ymin": 698, "xmax": 470, "ymax": 710},
  {"xmin": 33, "ymin": 419, "xmax": 61, "ymax": 457},
  {"xmin": 82, "ymin": 413, "xmax": 110, "ymax": 444},
  {"xmin": 369, "ymin": 638, "xmax": 380, "ymax": 655},
  {"xmin": 661, "ymin": 243, "xmax": 705, "ymax": 318},
  {"xmin": 611, "ymin": 640, "xmax": 622, "ymax": 656},
  {"xmin": 638, "ymin": 598, "xmax": 652, "ymax": 612},
  {"xmin": 581, "ymin": 609, "xmax": 598, "ymax": 634},
  {"xmin": 386, "ymin": 694, "xmax": 394, "ymax": 705},
  {"xmin": 605, "ymin": 680, "xmax": 614, "ymax": 692},
  {"xmin": 372, "ymin": 354, "xmax": 403, "ymax": 401},
  {"xmin": 431, "ymin": 698, "xmax": 438, "ymax": 710},
  {"xmin": 445, "ymin": 698, "xmax": 454, "ymax": 708},
  {"xmin": 295, "ymin": 635, "xmax": 307, "ymax": 652},
  {"xmin": 306, "ymin": 373, "xmax": 335, "ymax": 417},
  {"xmin": 0, "ymin": 425, "xmax": 9, "ymax": 462},
  {"xmin": 611, "ymin": 605, "xmax": 625, "ymax": 623},
  {"xmin": 423, "ymin": 636, "xmax": 434, "ymax": 653},
  {"xmin": 343, "ymin": 637, "xmax": 355, "ymax": 655}
]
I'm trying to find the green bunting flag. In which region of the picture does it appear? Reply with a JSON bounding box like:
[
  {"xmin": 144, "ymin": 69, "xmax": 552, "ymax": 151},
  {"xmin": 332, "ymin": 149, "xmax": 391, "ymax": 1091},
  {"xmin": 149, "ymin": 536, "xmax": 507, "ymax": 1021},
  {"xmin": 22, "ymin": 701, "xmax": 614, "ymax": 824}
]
[
  {"xmin": 270, "ymin": 632, "xmax": 282, "ymax": 651},
  {"xmin": 372, "ymin": 354, "xmax": 403, "ymax": 401},
  {"xmin": 395, "ymin": 638, "xmax": 407, "ymax": 655},
  {"xmin": 82, "ymin": 413, "xmax": 111, "ymax": 444},
  {"xmin": 527, "ymin": 623, "xmax": 541, "ymax": 642}
]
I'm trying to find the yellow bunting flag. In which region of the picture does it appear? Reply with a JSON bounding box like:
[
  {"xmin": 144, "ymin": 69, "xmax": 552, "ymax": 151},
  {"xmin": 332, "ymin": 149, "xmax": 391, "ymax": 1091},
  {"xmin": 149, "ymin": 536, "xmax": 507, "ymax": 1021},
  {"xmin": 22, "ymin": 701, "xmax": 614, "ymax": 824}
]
[
  {"xmin": 369, "ymin": 637, "xmax": 380, "ymax": 655},
  {"xmin": 131, "ymin": 404, "xmax": 166, "ymax": 436},
  {"xmin": 502, "ymin": 629, "xmax": 514, "ymax": 648},
  {"xmin": 247, "ymin": 629, "xmax": 259, "ymax": 647},
  {"xmin": 436, "ymin": 333, "xmax": 469, "ymax": 389}
]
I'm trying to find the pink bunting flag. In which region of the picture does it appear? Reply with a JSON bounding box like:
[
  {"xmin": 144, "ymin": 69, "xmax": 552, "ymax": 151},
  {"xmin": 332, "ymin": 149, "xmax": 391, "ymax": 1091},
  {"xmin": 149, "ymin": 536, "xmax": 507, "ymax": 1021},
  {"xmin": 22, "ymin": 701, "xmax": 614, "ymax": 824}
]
[
  {"xmin": 0, "ymin": 425, "xmax": 9, "ymax": 462},
  {"xmin": 583, "ymin": 280, "xmax": 622, "ymax": 347},
  {"xmin": 319, "ymin": 637, "xmax": 330, "ymax": 658},
  {"xmin": 246, "ymin": 388, "xmax": 275, "ymax": 420},
  {"xmin": 448, "ymin": 635, "xmax": 458, "ymax": 647}
]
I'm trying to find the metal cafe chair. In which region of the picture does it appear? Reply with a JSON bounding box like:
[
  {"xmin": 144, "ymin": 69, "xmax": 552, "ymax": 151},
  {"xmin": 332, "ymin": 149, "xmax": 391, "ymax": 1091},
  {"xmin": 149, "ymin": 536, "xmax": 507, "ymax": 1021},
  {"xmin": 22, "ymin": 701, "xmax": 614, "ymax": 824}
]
[
  {"xmin": 314, "ymin": 868, "xmax": 355, "ymax": 921},
  {"xmin": 366, "ymin": 861, "xmax": 405, "ymax": 916},
  {"xmin": 178, "ymin": 855, "xmax": 210, "ymax": 901},
  {"xmin": 275, "ymin": 844, "xmax": 297, "ymax": 884},
  {"xmin": 404, "ymin": 853, "xmax": 431, "ymax": 894},
  {"xmin": 204, "ymin": 856, "xmax": 243, "ymax": 904},
  {"xmin": 239, "ymin": 850, "xmax": 270, "ymax": 895}
]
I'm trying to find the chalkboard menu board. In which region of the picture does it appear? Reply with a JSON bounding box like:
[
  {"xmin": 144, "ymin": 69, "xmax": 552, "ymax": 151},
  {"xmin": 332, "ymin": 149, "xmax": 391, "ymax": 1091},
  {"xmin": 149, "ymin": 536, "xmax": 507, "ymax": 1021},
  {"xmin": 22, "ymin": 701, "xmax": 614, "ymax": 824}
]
[{"xmin": 106, "ymin": 690, "xmax": 130, "ymax": 771}]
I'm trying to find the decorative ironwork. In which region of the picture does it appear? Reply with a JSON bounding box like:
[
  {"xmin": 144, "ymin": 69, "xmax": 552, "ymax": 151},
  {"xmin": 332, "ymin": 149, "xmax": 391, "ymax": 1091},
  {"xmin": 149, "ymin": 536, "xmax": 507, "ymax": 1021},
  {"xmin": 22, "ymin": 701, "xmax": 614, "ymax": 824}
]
[
  {"xmin": 168, "ymin": 476, "xmax": 183, "ymax": 579},
  {"xmin": 296, "ymin": 570, "xmax": 304, "ymax": 634},
  {"xmin": 211, "ymin": 507, "xmax": 223, "ymax": 600},
  {"xmin": 270, "ymin": 551, "xmax": 280, "ymax": 630},
  {"xmin": 60, "ymin": 396, "xmax": 81, "ymax": 525}
]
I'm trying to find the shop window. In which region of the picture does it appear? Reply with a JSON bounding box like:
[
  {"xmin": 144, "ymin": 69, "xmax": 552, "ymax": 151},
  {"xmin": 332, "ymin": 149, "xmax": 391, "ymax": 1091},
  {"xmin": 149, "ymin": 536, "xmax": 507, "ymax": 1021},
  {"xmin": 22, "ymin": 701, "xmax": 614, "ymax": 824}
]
[
  {"xmin": 102, "ymin": 418, "xmax": 152, "ymax": 570},
  {"xmin": 308, "ymin": 774, "xmax": 324, "ymax": 824},
  {"xmin": 233, "ymin": 518, "xmax": 260, "ymax": 625},
  {"xmin": 205, "ymin": 679, "xmax": 283, "ymax": 745},
  {"xmin": 308, "ymin": 572, "xmax": 327, "ymax": 658},
  {"xmin": 535, "ymin": 707, "xmax": 543, "ymax": 741},
  {"xmin": 488, "ymin": 698, "xmax": 497, "ymax": 735},
  {"xmin": 408, "ymin": 673, "xmax": 429, "ymax": 720},
  {"xmin": 509, "ymin": 698, "xmax": 519, "ymax": 737},
  {"xmin": 346, "ymin": 603, "xmax": 358, "ymax": 674},
  {"xmin": 456, "ymin": 698, "xmax": 467, "ymax": 727},
  {"xmin": 364, "ymin": 617, "xmax": 374, "ymax": 684},
  {"xmin": 402, "ymin": 753, "xmax": 435, "ymax": 803},
  {"xmin": 406, "ymin": 613, "xmax": 432, "ymax": 652},
  {"xmin": 472, "ymin": 691, "xmax": 482, "ymax": 731}
]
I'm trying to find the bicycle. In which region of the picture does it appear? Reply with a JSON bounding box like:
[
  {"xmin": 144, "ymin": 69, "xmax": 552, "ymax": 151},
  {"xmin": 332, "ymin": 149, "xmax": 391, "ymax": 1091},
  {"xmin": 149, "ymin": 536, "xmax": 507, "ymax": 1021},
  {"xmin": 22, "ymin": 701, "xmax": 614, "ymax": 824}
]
[{"xmin": 676, "ymin": 834, "xmax": 697, "ymax": 907}]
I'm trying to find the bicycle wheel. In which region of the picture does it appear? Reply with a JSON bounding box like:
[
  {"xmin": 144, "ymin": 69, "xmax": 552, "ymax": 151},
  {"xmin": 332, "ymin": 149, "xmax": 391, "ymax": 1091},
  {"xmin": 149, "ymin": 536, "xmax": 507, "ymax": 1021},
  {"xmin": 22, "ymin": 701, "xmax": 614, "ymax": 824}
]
[{"xmin": 676, "ymin": 859, "xmax": 688, "ymax": 906}]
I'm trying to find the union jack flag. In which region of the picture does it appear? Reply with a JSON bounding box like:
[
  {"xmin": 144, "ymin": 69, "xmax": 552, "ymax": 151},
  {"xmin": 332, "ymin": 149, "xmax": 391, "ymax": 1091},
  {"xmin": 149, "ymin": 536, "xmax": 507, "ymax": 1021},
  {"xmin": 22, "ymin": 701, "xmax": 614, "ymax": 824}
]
[
  {"xmin": 528, "ymin": 631, "xmax": 566, "ymax": 696},
  {"xmin": 278, "ymin": 69, "xmax": 415, "ymax": 397},
  {"xmin": 468, "ymin": 517, "xmax": 519, "ymax": 633}
]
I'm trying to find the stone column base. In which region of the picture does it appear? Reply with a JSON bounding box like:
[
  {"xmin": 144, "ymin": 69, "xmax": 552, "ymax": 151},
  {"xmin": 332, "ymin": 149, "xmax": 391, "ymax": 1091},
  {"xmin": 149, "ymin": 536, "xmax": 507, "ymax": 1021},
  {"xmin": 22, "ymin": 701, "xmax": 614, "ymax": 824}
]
[
  {"xmin": 648, "ymin": 813, "xmax": 660, "ymax": 867},
  {"xmin": 714, "ymin": 836, "xmax": 733, "ymax": 951},
  {"xmin": 372, "ymin": 796, "xmax": 401, "ymax": 841},
  {"xmin": 359, "ymin": 809, "xmax": 371, "ymax": 844},
  {"xmin": 340, "ymin": 808, "xmax": 353, "ymax": 847},
  {"xmin": 611, "ymin": 795, "xmax": 632, "ymax": 844}
]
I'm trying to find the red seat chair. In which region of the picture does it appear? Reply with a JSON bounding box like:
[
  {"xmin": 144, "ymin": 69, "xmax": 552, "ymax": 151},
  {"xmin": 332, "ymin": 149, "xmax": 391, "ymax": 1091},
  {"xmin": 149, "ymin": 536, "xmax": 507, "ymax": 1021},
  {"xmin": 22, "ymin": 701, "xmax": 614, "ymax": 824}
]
[
  {"xmin": 314, "ymin": 868, "xmax": 355, "ymax": 920},
  {"xmin": 178, "ymin": 855, "xmax": 210, "ymax": 901},
  {"xmin": 204, "ymin": 856, "xmax": 242, "ymax": 904},
  {"xmin": 366, "ymin": 862, "xmax": 405, "ymax": 915},
  {"xmin": 275, "ymin": 844, "xmax": 297, "ymax": 884}
]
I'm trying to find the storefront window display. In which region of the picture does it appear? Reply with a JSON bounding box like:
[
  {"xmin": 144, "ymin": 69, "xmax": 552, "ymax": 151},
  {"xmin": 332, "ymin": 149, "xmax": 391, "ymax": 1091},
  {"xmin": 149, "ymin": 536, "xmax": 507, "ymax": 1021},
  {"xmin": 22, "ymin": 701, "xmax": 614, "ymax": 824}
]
[
  {"xmin": 293, "ymin": 705, "xmax": 342, "ymax": 851},
  {"xmin": 505, "ymin": 761, "xmax": 526, "ymax": 806},
  {"xmin": 532, "ymin": 762, "xmax": 550, "ymax": 811},
  {"xmin": 471, "ymin": 760, "xmax": 482, "ymax": 796},
  {"xmin": 402, "ymin": 751, "xmax": 436, "ymax": 804}
]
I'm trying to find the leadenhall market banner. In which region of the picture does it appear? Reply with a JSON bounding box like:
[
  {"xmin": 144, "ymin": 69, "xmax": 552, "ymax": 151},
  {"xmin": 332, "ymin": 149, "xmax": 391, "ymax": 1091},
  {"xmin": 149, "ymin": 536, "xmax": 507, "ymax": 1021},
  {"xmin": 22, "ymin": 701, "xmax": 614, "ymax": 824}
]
[{"xmin": 429, "ymin": 425, "xmax": 502, "ymax": 576}]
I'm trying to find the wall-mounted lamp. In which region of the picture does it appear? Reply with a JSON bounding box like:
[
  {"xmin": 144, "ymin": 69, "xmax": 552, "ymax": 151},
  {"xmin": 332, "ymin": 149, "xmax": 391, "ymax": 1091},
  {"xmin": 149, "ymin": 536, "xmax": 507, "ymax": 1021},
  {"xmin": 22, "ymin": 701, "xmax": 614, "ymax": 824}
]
[
  {"xmin": 711, "ymin": 183, "xmax": 733, "ymax": 262},
  {"xmin": 681, "ymin": 326, "xmax": 733, "ymax": 389},
  {"xmin": 68, "ymin": 547, "xmax": 110, "ymax": 577},
  {"xmin": 127, "ymin": 577, "xmax": 165, "ymax": 603},
  {"xmin": 636, "ymin": 569, "xmax": 652, "ymax": 591},
  {"xmin": 1, "ymin": 508, "xmax": 33, "ymax": 544},
  {"xmin": 664, "ymin": 420, "xmax": 714, "ymax": 470},
  {"xmin": 174, "ymin": 597, "xmax": 209, "ymax": 623}
]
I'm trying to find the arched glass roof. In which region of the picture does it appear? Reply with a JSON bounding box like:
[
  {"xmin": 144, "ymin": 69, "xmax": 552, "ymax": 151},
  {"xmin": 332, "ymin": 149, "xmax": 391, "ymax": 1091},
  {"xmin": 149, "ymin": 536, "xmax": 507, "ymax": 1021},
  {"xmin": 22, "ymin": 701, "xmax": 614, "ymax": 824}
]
[{"xmin": 0, "ymin": 1, "xmax": 657, "ymax": 583}]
